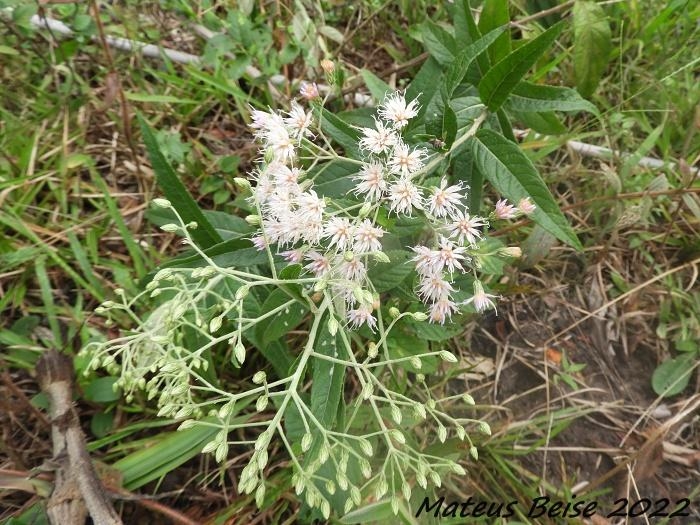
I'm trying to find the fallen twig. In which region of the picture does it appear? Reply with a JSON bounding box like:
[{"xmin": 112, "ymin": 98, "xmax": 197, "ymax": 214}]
[{"xmin": 36, "ymin": 350, "xmax": 122, "ymax": 525}]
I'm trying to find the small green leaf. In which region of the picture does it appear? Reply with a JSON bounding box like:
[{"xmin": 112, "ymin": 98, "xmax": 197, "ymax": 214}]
[
  {"xmin": 652, "ymin": 356, "xmax": 695, "ymax": 397},
  {"xmin": 478, "ymin": 22, "xmax": 565, "ymax": 111},
  {"xmin": 444, "ymin": 26, "xmax": 508, "ymax": 96},
  {"xmin": 313, "ymin": 104, "xmax": 360, "ymax": 157},
  {"xmin": 507, "ymin": 81, "xmax": 600, "ymax": 115},
  {"xmin": 472, "ymin": 129, "xmax": 581, "ymax": 249},
  {"xmin": 138, "ymin": 114, "xmax": 222, "ymax": 249},
  {"xmin": 367, "ymin": 250, "xmax": 414, "ymax": 292},
  {"xmin": 478, "ymin": 0, "xmax": 511, "ymax": 63},
  {"xmin": 511, "ymin": 110, "xmax": 567, "ymax": 135},
  {"xmin": 573, "ymin": 0, "xmax": 612, "ymax": 97},
  {"xmin": 421, "ymin": 20, "xmax": 457, "ymax": 66},
  {"xmin": 311, "ymin": 317, "xmax": 345, "ymax": 430},
  {"xmin": 83, "ymin": 377, "xmax": 121, "ymax": 403},
  {"xmin": 255, "ymin": 289, "xmax": 308, "ymax": 346},
  {"xmin": 360, "ymin": 69, "xmax": 391, "ymax": 101}
]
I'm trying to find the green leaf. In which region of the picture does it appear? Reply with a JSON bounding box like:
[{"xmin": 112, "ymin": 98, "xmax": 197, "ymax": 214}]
[
  {"xmin": 313, "ymin": 104, "xmax": 360, "ymax": 157},
  {"xmin": 114, "ymin": 414, "xmax": 248, "ymax": 489},
  {"xmin": 311, "ymin": 317, "xmax": 345, "ymax": 430},
  {"xmin": 409, "ymin": 319, "xmax": 463, "ymax": 342},
  {"xmin": 444, "ymin": 26, "xmax": 509, "ymax": 96},
  {"xmin": 311, "ymin": 159, "xmax": 361, "ymax": 199},
  {"xmin": 138, "ymin": 114, "xmax": 222, "ymax": 248},
  {"xmin": 367, "ymin": 250, "xmax": 414, "ymax": 292},
  {"xmin": 341, "ymin": 499, "xmax": 419, "ymax": 524},
  {"xmin": 573, "ymin": 0, "xmax": 612, "ymax": 97},
  {"xmin": 451, "ymin": 148, "xmax": 482, "ymax": 213},
  {"xmin": 511, "ymin": 109, "xmax": 567, "ymax": 135},
  {"xmin": 472, "ymin": 129, "xmax": 581, "ymax": 249},
  {"xmin": 478, "ymin": 22, "xmax": 565, "ymax": 111},
  {"xmin": 360, "ymin": 69, "xmax": 391, "ymax": 102},
  {"xmin": 405, "ymin": 57, "xmax": 444, "ymax": 124},
  {"xmin": 387, "ymin": 327, "xmax": 437, "ymax": 374},
  {"xmin": 255, "ymin": 289, "xmax": 309, "ymax": 346},
  {"xmin": 156, "ymin": 238, "xmax": 269, "ymax": 273},
  {"xmin": 426, "ymin": 89, "xmax": 458, "ymax": 147},
  {"xmin": 507, "ymin": 81, "xmax": 600, "ymax": 115},
  {"xmin": 83, "ymin": 376, "xmax": 121, "ymax": 403},
  {"xmin": 652, "ymin": 355, "xmax": 695, "ymax": 397},
  {"xmin": 420, "ymin": 20, "xmax": 457, "ymax": 66},
  {"xmin": 478, "ymin": 0, "xmax": 511, "ymax": 63}
]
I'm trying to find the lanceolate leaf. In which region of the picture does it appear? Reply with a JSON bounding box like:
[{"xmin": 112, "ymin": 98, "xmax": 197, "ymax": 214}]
[
  {"xmin": 477, "ymin": 0, "xmax": 511, "ymax": 63},
  {"xmin": 421, "ymin": 19, "xmax": 457, "ymax": 66},
  {"xmin": 367, "ymin": 250, "xmax": 414, "ymax": 292},
  {"xmin": 311, "ymin": 318, "xmax": 345, "ymax": 429},
  {"xmin": 313, "ymin": 104, "xmax": 360, "ymax": 157},
  {"xmin": 573, "ymin": 0, "xmax": 612, "ymax": 97},
  {"xmin": 507, "ymin": 81, "xmax": 600, "ymax": 115},
  {"xmin": 472, "ymin": 129, "xmax": 581, "ymax": 249},
  {"xmin": 360, "ymin": 69, "xmax": 392, "ymax": 101},
  {"xmin": 444, "ymin": 26, "xmax": 509, "ymax": 96},
  {"xmin": 138, "ymin": 114, "xmax": 222, "ymax": 249},
  {"xmin": 478, "ymin": 22, "xmax": 565, "ymax": 112}
]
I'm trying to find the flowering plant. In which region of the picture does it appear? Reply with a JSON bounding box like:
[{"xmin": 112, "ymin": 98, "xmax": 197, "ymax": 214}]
[{"xmin": 82, "ymin": 7, "xmax": 591, "ymax": 519}]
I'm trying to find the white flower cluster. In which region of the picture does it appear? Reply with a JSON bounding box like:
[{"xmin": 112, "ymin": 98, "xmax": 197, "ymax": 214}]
[{"xmin": 246, "ymin": 91, "xmax": 535, "ymax": 327}]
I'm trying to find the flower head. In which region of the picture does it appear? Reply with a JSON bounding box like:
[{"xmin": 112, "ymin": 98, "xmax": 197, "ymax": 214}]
[
  {"xmin": 378, "ymin": 92, "xmax": 420, "ymax": 129},
  {"xmin": 354, "ymin": 162, "xmax": 387, "ymax": 201},
  {"xmin": 353, "ymin": 219, "xmax": 384, "ymax": 253},
  {"xmin": 445, "ymin": 209, "xmax": 485, "ymax": 246},
  {"xmin": 299, "ymin": 81, "xmax": 319, "ymax": 100},
  {"xmin": 284, "ymin": 102, "xmax": 313, "ymax": 138},
  {"xmin": 388, "ymin": 177, "xmax": 422, "ymax": 215},
  {"xmin": 324, "ymin": 217, "xmax": 354, "ymax": 251},
  {"xmin": 346, "ymin": 305, "xmax": 377, "ymax": 330},
  {"xmin": 359, "ymin": 119, "xmax": 398, "ymax": 155},
  {"xmin": 428, "ymin": 179, "xmax": 465, "ymax": 219},
  {"xmin": 518, "ymin": 197, "xmax": 536, "ymax": 215},
  {"xmin": 494, "ymin": 199, "xmax": 517, "ymax": 220},
  {"xmin": 388, "ymin": 142, "xmax": 426, "ymax": 176}
]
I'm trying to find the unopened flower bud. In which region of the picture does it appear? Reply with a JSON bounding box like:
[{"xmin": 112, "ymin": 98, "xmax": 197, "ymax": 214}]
[
  {"xmin": 234, "ymin": 177, "xmax": 251, "ymax": 191},
  {"xmin": 234, "ymin": 342, "xmax": 246, "ymax": 365},
  {"xmin": 462, "ymin": 393, "xmax": 475, "ymax": 405},
  {"xmin": 439, "ymin": 350, "xmax": 458, "ymax": 363},
  {"xmin": 186, "ymin": 221, "xmax": 198, "ymax": 229},
  {"xmin": 245, "ymin": 214, "xmax": 261, "ymax": 225},
  {"xmin": 499, "ymin": 246, "xmax": 522, "ymax": 258},
  {"xmin": 367, "ymin": 342, "xmax": 378, "ymax": 359},
  {"xmin": 299, "ymin": 81, "xmax": 319, "ymax": 100},
  {"xmin": 469, "ymin": 446, "xmax": 479, "ymax": 460},
  {"xmin": 160, "ymin": 223, "xmax": 180, "ymax": 232},
  {"xmin": 152, "ymin": 198, "xmax": 171, "ymax": 208},
  {"xmin": 388, "ymin": 307, "xmax": 400, "ymax": 318},
  {"xmin": 358, "ymin": 202, "xmax": 373, "ymax": 218},
  {"xmin": 372, "ymin": 251, "xmax": 391, "ymax": 263},
  {"xmin": 412, "ymin": 311, "xmax": 428, "ymax": 321},
  {"xmin": 320, "ymin": 59, "xmax": 335, "ymax": 74},
  {"xmin": 328, "ymin": 316, "xmax": 338, "ymax": 336},
  {"xmin": 343, "ymin": 251, "xmax": 355, "ymax": 262},
  {"xmin": 252, "ymin": 371, "xmax": 266, "ymax": 384},
  {"xmin": 478, "ymin": 421, "xmax": 491, "ymax": 435}
]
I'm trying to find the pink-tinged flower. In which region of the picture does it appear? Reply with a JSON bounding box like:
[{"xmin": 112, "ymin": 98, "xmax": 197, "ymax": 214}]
[
  {"xmin": 336, "ymin": 254, "xmax": 366, "ymax": 281},
  {"xmin": 280, "ymin": 249, "xmax": 305, "ymax": 263},
  {"xmin": 295, "ymin": 190, "xmax": 325, "ymax": 222},
  {"xmin": 378, "ymin": 92, "xmax": 420, "ymax": 129},
  {"xmin": 253, "ymin": 172, "xmax": 274, "ymax": 204},
  {"xmin": 429, "ymin": 298, "xmax": 458, "ymax": 324},
  {"xmin": 418, "ymin": 274, "xmax": 454, "ymax": 303},
  {"xmin": 346, "ymin": 305, "xmax": 377, "ymax": 331},
  {"xmin": 353, "ymin": 219, "xmax": 384, "ymax": 253},
  {"xmin": 299, "ymin": 81, "xmax": 319, "ymax": 100},
  {"xmin": 267, "ymin": 162, "xmax": 300, "ymax": 189},
  {"xmin": 428, "ymin": 179, "xmax": 465, "ymax": 219},
  {"xmin": 518, "ymin": 197, "xmax": 536, "ymax": 215},
  {"xmin": 354, "ymin": 162, "xmax": 387, "ymax": 201},
  {"xmin": 411, "ymin": 245, "xmax": 434, "ymax": 276},
  {"xmin": 251, "ymin": 235, "xmax": 267, "ymax": 251},
  {"xmin": 324, "ymin": 217, "xmax": 354, "ymax": 251},
  {"xmin": 388, "ymin": 177, "xmax": 422, "ymax": 215},
  {"xmin": 304, "ymin": 251, "xmax": 330, "ymax": 276},
  {"xmin": 464, "ymin": 280, "xmax": 497, "ymax": 313},
  {"xmin": 494, "ymin": 199, "xmax": 517, "ymax": 220},
  {"xmin": 301, "ymin": 216, "xmax": 324, "ymax": 245},
  {"xmin": 388, "ymin": 142, "xmax": 426, "ymax": 176},
  {"xmin": 284, "ymin": 102, "xmax": 313, "ymax": 138},
  {"xmin": 359, "ymin": 119, "xmax": 398, "ymax": 154},
  {"xmin": 446, "ymin": 208, "xmax": 485, "ymax": 246},
  {"xmin": 266, "ymin": 126, "xmax": 296, "ymax": 164},
  {"xmin": 432, "ymin": 236, "xmax": 467, "ymax": 273}
]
